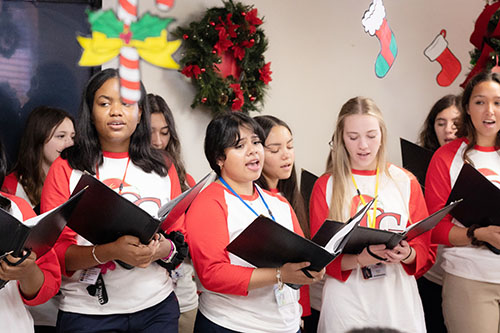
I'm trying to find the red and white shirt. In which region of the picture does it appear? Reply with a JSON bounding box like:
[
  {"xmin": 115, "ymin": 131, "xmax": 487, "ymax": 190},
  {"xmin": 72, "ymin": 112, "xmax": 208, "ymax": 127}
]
[
  {"xmin": 0, "ymin": 192, "xmax": 61, "ymax": 332},
  {"xmin": 426, "ymin": 138, "xmax": 500, "ymax": 283},
  {"xmin": 2, "ymin": 173, "xmax": 34, "ymax": 207},
  {"xmin": 310, "ymin": 164, "xmax": 430, "ymax": 333},
  {"xmin": 185, "ymin": 182, "xmax": 303, "ymax": 333},
  {"xmin": 41, "ymin": 151, "xmax": 182, "ymax": 315}
]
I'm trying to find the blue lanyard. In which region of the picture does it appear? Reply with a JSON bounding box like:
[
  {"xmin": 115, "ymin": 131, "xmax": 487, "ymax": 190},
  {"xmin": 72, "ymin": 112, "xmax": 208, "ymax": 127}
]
[{"xmin": 219, "ymin": 177, "xmax": 276, "ymax": 222}]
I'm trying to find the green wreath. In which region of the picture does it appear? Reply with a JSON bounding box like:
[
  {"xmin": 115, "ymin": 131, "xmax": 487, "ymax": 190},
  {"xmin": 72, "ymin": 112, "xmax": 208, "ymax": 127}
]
[{"xmin": 175, "ymin": 0, "xmax": 271, "ymax": 115}]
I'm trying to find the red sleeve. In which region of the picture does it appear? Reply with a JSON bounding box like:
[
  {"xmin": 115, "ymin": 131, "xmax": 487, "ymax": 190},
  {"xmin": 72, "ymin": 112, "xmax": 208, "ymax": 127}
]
[
  {"xmin": 186, "ymin": 173, "xmax": 196, "ymax": 188},
  {"xmin": 21, "ymin": 248, "xmax": 61, "ymax": 306},
  {"xmin": 401, "ymin": 170, "xmax": 433, "ymax": 276},
  {"xmin": 40, "ymin": 157, "xmax": 76, "ymax": 277},
  {"xmin": 309, "ymin": 174, "xmax": 351, "ymax": 282},
  {"xmin": 425, "ymin": 147, "xmax": 455, "ymax": 246},
  {"xmin": 1, "ymin": 172, "xmax": 18, "ymax": 195},
  {"xmin": 185, "ymin": 184, "xmax": 254, "ymax": 296},
  {"xmin": 2, "ymin": 194, "xmax": 62, "ymax": 305},
  {"xmin": 3, "ymin": 193, "xmax": 36, "ymax": 220},
  {"xmin": 165, "ymin": 163, "xmax": 186, "ymax": 235},
  {"xmin": 299, "ymin": 285, "xmax": 311, "ymax": 317}
]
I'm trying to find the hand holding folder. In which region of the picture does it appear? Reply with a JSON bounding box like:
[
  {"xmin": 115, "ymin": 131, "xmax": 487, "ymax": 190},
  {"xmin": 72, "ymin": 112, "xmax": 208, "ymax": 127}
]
[
  {"xmin": 0, "ymin": 188, "xmax": 85, "ymax": 289},
  {"xmin": 446, "ymin": 163, "xmax": 500, "ymax": 254},
  {"xmin": 68, "ymin": 172, "xmax": 213, "ymax": 246},
  {"xmin": 322, "ymin": 200, "xmax": 461, "ymax": 255},
  {"xmin": 226, "ymin": 199, "xmax": 375, "ymax": 289}
]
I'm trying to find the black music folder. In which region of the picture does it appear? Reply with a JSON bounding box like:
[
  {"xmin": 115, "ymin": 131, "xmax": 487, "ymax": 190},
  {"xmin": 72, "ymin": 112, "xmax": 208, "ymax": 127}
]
[
  {"xmin": 400, "ymin": 138, "xmax": 434, "ymax": 188},
  {"xmin": 321, "ymin": 200, "xmax": 461, "ymax": 254},
  {"xmin": 446, "ymin": 163, "xmax": 500, "ymax": 227},
  {"xmin": 226, "ymin": 199, "xmax": 375, "ymax": 289},
  {"xmin": 0, "ymin": 188, "xmax": 85, "ymax": 259},
  {"xmin": 0, "ymin": 188, "xmax": 85, "ymax": 289},
  {"xmin": 300, "ymin": 169, "xmax": 319, "ymax": 215},
  {"xmin": 69, "ymin": 172, "xmax": 210, "ymax": 245},
  {"xmin": 158, "ymin": 172, "xmax": 214, "ymax": 230}
]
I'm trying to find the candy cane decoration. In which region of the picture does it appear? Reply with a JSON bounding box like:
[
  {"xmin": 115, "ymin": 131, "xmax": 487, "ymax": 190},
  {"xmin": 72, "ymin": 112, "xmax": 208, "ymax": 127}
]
[
  {"xmin": 117, "ymin": 0, "xmax": 141, "ymax": 105},
  {"xmin": 156, "ymin": 0, "xmax": 175, "ymax": 11}
]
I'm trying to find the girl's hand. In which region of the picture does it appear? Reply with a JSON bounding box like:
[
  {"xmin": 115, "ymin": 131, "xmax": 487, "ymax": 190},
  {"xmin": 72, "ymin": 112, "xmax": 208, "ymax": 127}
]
[
  {"xmin": 474, "ymin": 225, "xmax": 500, "ymax": 249},
  {"xmin": 0, "ymin": 251, "xmax": 44, "ymax": 299},
  {"xmin": 357, "ymin": 244, "xmax": 388, "ymax": 267},
  {"xmin": 112, "ymin": 235, "xmax": 160, "ymax": 268},
  {"xmin": 385, "ymin": 240, "xmax": 414, "ymax": 264},
  {"xmin": 280, "ymin": 262, "xmax": 325, "ymax": 285}
]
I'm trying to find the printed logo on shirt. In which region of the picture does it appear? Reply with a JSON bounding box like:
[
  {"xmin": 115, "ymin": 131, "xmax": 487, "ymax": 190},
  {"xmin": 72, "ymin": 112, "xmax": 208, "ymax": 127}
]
[
  {"xmin": 349, "ymin": 195, "xmax": 404, "ymax": 231},
  {"xmin": 478, "ymin": 168, "xmax": 500, "ymax": 188},
  {"xmin": 103, "ymin": 178, "xmax": 163, "ymax": 215}
]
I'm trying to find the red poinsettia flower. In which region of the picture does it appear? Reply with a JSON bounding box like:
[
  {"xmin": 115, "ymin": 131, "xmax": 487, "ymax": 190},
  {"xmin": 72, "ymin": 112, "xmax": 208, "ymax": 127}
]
[
  {"xmin": 214, "ymin": 28, "xmax": 233, "ymax": 55},
  {"xmin": 259, "ymin": 62, "xmax": 272, "ymax": 84},
  {"xmin": 181, "ymin": 64, "xmax": 202, "ymax": 79},
  {"xmin": 230, "ymin": 83, "xmax": 244, "ymax": 111},
  {"xmin": 225, "ymin": 13, "xmax": 239, "ymax": 38},
  {"xmin": 241, "ymin": 39, "xmax": 255, "ymax": 49},
  {"xmin": 245, "ymin": 9, "xmax": 263, "ymax": 26},
  {"xmin": 233, "ymin": 45, "xmax": 245, "ymax": 61}
]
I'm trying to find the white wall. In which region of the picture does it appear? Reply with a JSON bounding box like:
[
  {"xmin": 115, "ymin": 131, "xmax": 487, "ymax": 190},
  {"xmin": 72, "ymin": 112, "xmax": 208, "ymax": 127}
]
[{"xmin": 103, "ymin": 0, "xmax": 484, "ymax": 180}]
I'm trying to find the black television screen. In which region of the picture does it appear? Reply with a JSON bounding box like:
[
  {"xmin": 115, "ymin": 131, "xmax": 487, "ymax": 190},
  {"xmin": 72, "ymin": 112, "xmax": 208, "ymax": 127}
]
[{"xmin": 0, "ymin": 0, "xmax": 100, "ymax": 164}]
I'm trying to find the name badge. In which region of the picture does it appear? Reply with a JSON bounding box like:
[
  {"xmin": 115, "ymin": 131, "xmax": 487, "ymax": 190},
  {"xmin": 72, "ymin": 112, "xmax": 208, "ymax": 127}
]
[
  {"xmin": 274, "ymin": 285, "xmax": 295, "ymax": 307},
  {"xmin": 361, "ymin": 263, "xmax": 387, "ymax": 280},
  {"xmin": 79, "ymin": 267, "xmax": 101, "ymax": 285}
]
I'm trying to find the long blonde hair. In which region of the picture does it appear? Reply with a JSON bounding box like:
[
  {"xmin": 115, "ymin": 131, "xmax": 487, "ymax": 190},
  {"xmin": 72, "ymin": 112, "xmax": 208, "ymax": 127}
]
[{"xmin": 326, "ymin": 97, "xmax": 389, "ymax": 221}]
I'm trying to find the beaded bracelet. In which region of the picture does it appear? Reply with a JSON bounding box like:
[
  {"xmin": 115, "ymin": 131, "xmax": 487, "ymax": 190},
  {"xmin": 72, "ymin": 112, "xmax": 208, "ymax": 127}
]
[{"xmin": 466, "ymin": 224, "xmax": 485, "ymax": 246}]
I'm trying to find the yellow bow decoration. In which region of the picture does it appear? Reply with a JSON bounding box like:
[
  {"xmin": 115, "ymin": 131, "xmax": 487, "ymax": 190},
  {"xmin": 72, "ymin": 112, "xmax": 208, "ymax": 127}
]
[{"xmin": 77, "ymin": 30, "xmax": 180, "ymax": 69}]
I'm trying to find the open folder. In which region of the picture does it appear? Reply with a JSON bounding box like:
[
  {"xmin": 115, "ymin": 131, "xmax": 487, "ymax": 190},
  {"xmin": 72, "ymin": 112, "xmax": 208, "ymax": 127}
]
[
  {"xmin": 0, "ymin": 188, "xmax": 86, "ymax": 289},
  {"xmin": 446, "ymin": 163, "xmax": 500, "ymax": 227},
  {"xmin": 319, "ymin": 200, "xmax": 461, "ymax": 254},
  {"xmin": 226, "ymin": 199, "xmax": 375, "ymax": 289},
  {"xmin": 400, "ymin": 138, "xmax": 434, "ymax": 189},
  {"xmin": 68, "ymin": 172, "xmax": 212, "ymax": 245}
]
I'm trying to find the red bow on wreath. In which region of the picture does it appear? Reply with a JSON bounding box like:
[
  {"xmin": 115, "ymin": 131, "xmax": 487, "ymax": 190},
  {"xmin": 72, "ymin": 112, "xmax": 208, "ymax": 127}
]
[{"xmin": 462, "ymin": 2, "xmax": 500, "ymax": 87}]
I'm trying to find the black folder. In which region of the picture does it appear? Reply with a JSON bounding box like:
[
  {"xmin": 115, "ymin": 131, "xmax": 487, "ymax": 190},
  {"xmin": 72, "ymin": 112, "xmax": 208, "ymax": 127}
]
[
  {"xmin": 400, "ymin": 138, "xmax": 434, "ymax": 188},
  {"xmin": 69, "ymin": 172, "xmax": 210, "ymax": 245},
  {"xmin": 321, "ymin": 200, "xmax": 461, "ymax": 254},
  {"xmin": 69, "ymin": 174, "xmax": 161, "ymax": 245},
  {"xmin": 158, "ymin": 172, "xmax": 214, "ymax": 230},
  {"xmin": 0, "ymin": 188, "xmax": 85, "ymax": 259},
  {"xmin": 446, "ymin": 163, "xmax": 500, "ymax": 227},
  {"xmin": 226, "ymin": 199, "xmax": 374, "ymax": 289},
  {"xmin": 300, "ymin": 169, "xmax": 319, "ymax": 215},
  {"xmin": 0, "ymin": 188, "xmax": 85, "ymax": 290}
]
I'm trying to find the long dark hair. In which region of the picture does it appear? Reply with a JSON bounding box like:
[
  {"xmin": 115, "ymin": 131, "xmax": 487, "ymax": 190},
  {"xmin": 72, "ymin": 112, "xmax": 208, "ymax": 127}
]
[
  {"xmin": 253, "ymin": 115, "xmax": 309, "ymax": 238},
  {"xmin": 11, "ymin": 106, "xmax": 74, "ymax": 206},
  {"xmin": 456, "ymin": 71, "xmax": 500, "ymax": 164},
  {"xmin": 418, "ymin": 94, "xmax": 460, "ymax": 152},
  {"xmin": 0, "ymin": 140, "xmax": 11, "ymax": 211},
  {"xmin": 62, "ymin": 68, "xmax": 168, "ymax": 176},
  {"xmin": 147, "ymin": 93, "xmax": 189, "ymax": 191}
]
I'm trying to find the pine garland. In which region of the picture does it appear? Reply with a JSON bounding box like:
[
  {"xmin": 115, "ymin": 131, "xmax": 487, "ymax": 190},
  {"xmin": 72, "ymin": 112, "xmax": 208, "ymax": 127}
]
[
  {"xmin": 470, "ymin": 7, "xmax": 500, "ymax": 68},
  {"xmin": 175, "ymin": 0, "xmax": 272, "ymax": 116}
]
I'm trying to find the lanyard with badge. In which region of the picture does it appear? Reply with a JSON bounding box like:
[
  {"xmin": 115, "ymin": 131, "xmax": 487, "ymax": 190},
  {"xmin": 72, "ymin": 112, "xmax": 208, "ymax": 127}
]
[
  {"xmin": 351, "ymin": 168, "xmax": 386, "ymax": 279},
  {"xmin": 219, "ymin": 177, "xmax": 295, "ymax": 306}
]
